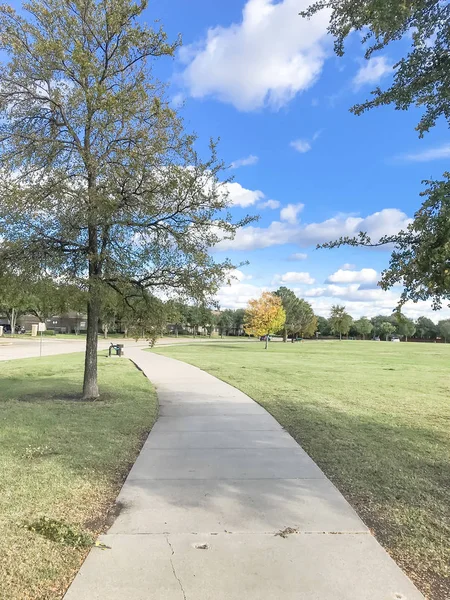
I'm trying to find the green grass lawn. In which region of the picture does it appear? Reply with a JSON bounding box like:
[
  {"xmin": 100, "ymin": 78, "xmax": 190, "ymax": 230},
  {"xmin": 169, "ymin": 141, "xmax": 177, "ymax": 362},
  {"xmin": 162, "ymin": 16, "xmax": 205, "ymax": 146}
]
[
  {"xmin": 153, "ymin": 340, "xmax": 450, "ymax": 600},
  {"xmin": 0, "ymin": 353, "xmax": 158, "ymax": 600}
]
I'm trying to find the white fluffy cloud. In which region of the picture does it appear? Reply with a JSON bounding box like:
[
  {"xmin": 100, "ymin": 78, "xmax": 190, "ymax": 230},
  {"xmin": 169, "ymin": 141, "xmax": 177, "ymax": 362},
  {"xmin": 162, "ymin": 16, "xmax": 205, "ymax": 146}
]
[
  {"xmin": 273, "ymin": 271, "xmax": 315, "ymax": 284},
  {"xmin": 280, "ymin": 202, "xmax": 304, "ymax": 224},
  {"xmin": 259, "ymin": 199, "xmax": 281, "ymax": 210},
  {"xmin": 326, "ymin": 268, "xmax": 379, "ymax": 285},
  {"xmin": 216, "ymin": 270, "xmax": 450, "ymax": 321},
  {"xmin": 230, "ymin": 154, "xmax": 259, "ymax": 169},
  {"xmin": 397, "ymin": 143, "xmax": 450, "ymax": 163},
  {"xmin": 225, "ymin": 181, "xmax": 265, "ymax": 207},
  {"xmin": 290, "ymin": 139, "xmax": 311, "ymax": 153},
  {"xmin": 216, "ymin": 208, "xmax": 412, "ymax": 251},
  {"xmin": 179, "ymin": 0, "xmax": 330, "ymax": 111},
  {"xmin": 352, "ymin": 56, "xmax": 393, "ymax": 89}
]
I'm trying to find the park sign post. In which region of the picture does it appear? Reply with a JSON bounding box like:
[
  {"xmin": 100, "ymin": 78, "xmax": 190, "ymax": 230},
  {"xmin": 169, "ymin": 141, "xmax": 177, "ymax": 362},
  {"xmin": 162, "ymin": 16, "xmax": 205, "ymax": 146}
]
[{"xmin": 38, "ymin": 322, "xmax": 46, "ymax": 357}]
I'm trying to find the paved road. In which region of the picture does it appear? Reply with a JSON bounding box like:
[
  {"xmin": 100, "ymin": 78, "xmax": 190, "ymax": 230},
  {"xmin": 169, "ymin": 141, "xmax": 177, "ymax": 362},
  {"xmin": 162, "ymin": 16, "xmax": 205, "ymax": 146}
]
[
  {"xmin": 64, "ymin": 349, "xmax": 424, "ymax": 600},
  {"xmin": 0, "ymin": 335, "xmax": 251, "ymax": 362},
  {"xmin": 0, "ymin": 337, "xmax": 147, "ymax": 361}
]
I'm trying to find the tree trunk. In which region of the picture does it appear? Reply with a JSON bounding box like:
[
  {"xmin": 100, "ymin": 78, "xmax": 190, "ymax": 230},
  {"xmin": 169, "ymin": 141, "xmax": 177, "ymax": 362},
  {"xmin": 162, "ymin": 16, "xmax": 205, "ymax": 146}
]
[
  {"xmin": 103, "ymin": 324, "xmax": 108, "ymax": 339},
  {"xmin": 82, "ymin": 286, "xmax": 100, "ymax": 400},
  {"xmin": 10, "ymin": 307, "xmax": 16, "ymax": 337},
  {"xmin": 82, "ymin": 217, "xmax": 100, "ymax": 400},
  {"xmin": 283, "ymin": 326, "xmax": 287, "ymax": 343},
  {"xmin": 265, "ymin": 334, "xmax": 269, "ymax": 350},
  {"xmin": 175, "ymin": 326, "xmax": 178, "ymax": 338},
  {"xmin": 339, "ymin": 332, "xmax": 342, "ymax": 340}
]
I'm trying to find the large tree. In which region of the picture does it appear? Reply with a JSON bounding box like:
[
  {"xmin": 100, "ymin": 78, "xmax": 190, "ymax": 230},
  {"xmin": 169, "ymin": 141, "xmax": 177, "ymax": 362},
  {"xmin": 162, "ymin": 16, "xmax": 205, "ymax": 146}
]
[
  {"xmin": 275, "ymin": 287, "xmax": 317, "ymax": 341},
  {"xmin": 274, "ymin": 286, "xmax": 299, "ymax": 342},
  {"xmin": 290, "ymin": 298, "xmax": 317, "ymax": 340},
  {"xmin": 395, "ymin": 313, "xmax": 416, "ymax": 341},
  {"xmin": 329, "ymin": 304, "xmax": 353, "ymax": 340},
  {"xmin": 232, "ymin": 308, "xmax": 246, "ymax": 336},
  {"xmin": 415, "ymin": 316, "xmax": 437, "ymax": 339},
  {"xmin": 217, "ymin": 309, "xmax": 234, "ymax": 338},
  {"xmin": 438, "ymin": 319, "xmax": 450, "ymax": 343},
  {"xmin": 379, "ymin": 321, "xmax": 396, "ymax": 341},
  {"xmin": 316, "ymin": 315, "xmax": 331, "ymax": 337},
  {"xmin": 354, "ymin": 317, "xmax": 373, "ymax": 340},
  {"xmin": 0, "ymin": 0, "xmax": 249, "ymax": 398},
  {"xmin": 302, "ymin": 1, "xmax": 450, "ymax": 312},
  {"xmin": 244, "ymin": 292, "xmax": 286, "ymax": 349},
  {"xmin": 0, "ymin": 273, "xmax": 30, "ymax": 334}
]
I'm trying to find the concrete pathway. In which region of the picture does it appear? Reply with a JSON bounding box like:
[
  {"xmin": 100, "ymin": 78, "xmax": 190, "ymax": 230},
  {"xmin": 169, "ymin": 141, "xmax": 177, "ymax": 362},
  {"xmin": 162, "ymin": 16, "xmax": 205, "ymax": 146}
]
[
  {"xmin": 64, "ymin": 349, "xmax": 424, "ymax": 600},
  {"xmin": 0, "ymin": 335, "xmax": 254, "ymax": 362}
]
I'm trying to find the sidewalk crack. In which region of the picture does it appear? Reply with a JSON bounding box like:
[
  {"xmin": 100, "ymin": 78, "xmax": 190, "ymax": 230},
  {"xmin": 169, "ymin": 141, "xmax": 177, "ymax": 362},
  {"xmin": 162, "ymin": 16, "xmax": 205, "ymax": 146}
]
[{"xmin": 166, "ymin": 536, "xmax": 187, "ymax": 600}]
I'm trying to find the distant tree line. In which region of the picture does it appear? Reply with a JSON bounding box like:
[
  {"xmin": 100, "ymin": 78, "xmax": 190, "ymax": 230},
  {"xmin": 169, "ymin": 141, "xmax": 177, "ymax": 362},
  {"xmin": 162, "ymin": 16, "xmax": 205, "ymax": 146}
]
[
  {"xmin": 317, "ymin": 305, "xmax": 450, "ymax": 342},
  {"xmin": 2, "ymin": 274, "xmax": 449, "ymax": 344},
  {"xmin": 0, "ymin": 272, "xmax": 248, "ymax": 341}
]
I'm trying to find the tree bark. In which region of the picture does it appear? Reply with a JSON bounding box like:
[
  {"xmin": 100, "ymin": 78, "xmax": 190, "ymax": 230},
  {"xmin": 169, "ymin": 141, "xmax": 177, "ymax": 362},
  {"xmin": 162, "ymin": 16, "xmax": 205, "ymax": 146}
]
[
  {"xmin": 82, "ymin": 220, "xmax": 100, "ymax": 400},
  {"xmin": 265, "ymin": 333, "xmax": 269, "ymax": 350},
  {"xmin": 10, "ymin": 307, "xmax": 16, "ymax": 337},
  {"xmin": 283, "ymin": 326, "xmax": 287, "ymax": 343},
  {"xmin": 82, "ymin": 286, "xmax": 100, "ymax": 399},
  {"xmin": 339, "ymin": 332, "xmax": 342, "ymax": 340}
]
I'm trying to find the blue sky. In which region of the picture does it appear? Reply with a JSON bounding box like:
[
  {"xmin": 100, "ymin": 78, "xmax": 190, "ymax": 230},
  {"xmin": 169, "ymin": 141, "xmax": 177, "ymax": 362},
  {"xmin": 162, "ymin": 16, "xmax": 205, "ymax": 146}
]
[
  {"xmin": 142, "ymin": 0, "xmax": 450, "ymax": 320},
  {"xmin": 8, "ymin": 0, "xmax": 450, "ymax": 320}
]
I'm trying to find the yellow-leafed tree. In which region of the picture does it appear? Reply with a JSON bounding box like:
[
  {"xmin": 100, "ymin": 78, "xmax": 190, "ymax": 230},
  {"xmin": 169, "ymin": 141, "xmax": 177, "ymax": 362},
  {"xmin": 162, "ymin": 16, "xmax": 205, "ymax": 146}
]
[{"xmin": 244, "ymin": 292, "xmax": 286, "ymax": 349}]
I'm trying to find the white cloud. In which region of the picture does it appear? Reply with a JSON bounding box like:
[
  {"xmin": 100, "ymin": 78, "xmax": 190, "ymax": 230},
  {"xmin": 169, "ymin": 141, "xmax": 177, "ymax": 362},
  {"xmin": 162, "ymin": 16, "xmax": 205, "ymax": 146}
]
[
  {"xmin": 280, "ymin": 203, "xmax": 304, "ymax": 224},
  {"xmin": 225, "ymin": 181, "xmax": 265, "ymax": 207},
  {"xmin": 216, "ymin": 207, "xmax": 412, "ymax": 251},
  {"xmin": 341, "ymin": 263, "xmax": 356, "ymax": 270},
  {"xmin": 288, "ymin": 252, "xmax": 308, "ymax": 261},
  {"xmin": 216, "ymin": 276, "xmax": 450, "ymax": 321},
  {"xmin": 230, "ymin": 154, "xmax": 259, "ymax": 169},
  {"xmin": 216, "ymin": 270, "xmax": 450, "ymax": 322},
  {"xmin": 291, "ymin": 130, "xmax": 323, "ymax": 154},
  {"xmin": 179, "ymin": 0, "xmax": 330, "ymax": 111},
  {"xmin": 228, "ymin": 268, "xmax": 253, "ymax": 282},
  {"xmin": 326, "ymin": 268, "xmax": 379, "ymax": 285},
  {"xmin": 290, "ymin": 139, "xmax": 311, "ymax": 153},
  {"xmin": 353, "ymin": 56, "xmax": 392, "ymax": 90},
  {"xmin": 259, "ymin": 199, "xmax": 280, "ymax": 209},
  {"xmin": 396, "ymin": 144, "xmax": 450, "ymax": 163},
  {"xmin": 274, "ymin": 271, "xmax": 315, "ymax": 285}
]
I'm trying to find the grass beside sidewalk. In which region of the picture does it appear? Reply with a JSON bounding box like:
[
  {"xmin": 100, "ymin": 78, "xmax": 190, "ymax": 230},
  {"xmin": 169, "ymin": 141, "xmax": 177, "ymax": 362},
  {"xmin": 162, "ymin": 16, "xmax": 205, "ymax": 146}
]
[
  {"xmin": 0, "ymin": 352, "xmax": 158, "ymax": 600},
  {"xmin": 153, "ymin": 340, "xmax": 450, "ymax": 600}
]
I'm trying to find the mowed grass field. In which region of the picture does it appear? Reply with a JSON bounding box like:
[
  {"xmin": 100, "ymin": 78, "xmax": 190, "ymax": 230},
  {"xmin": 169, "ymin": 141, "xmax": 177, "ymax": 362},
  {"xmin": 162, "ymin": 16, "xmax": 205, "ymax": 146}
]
[
  {"xmin": 154, "ymin": 340, "xmax": 450, "ymax": 600},
  {"xmin": 0, "ymin": 353, "xmax": 158, "ymax": 600}
]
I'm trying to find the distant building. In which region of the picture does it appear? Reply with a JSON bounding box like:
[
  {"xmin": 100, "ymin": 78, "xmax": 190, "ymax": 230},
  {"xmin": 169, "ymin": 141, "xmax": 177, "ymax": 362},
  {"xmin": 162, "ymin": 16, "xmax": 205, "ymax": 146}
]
[{"xmin": 0, "ymin": 312, "xmax": 87, "ymax": 334}]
